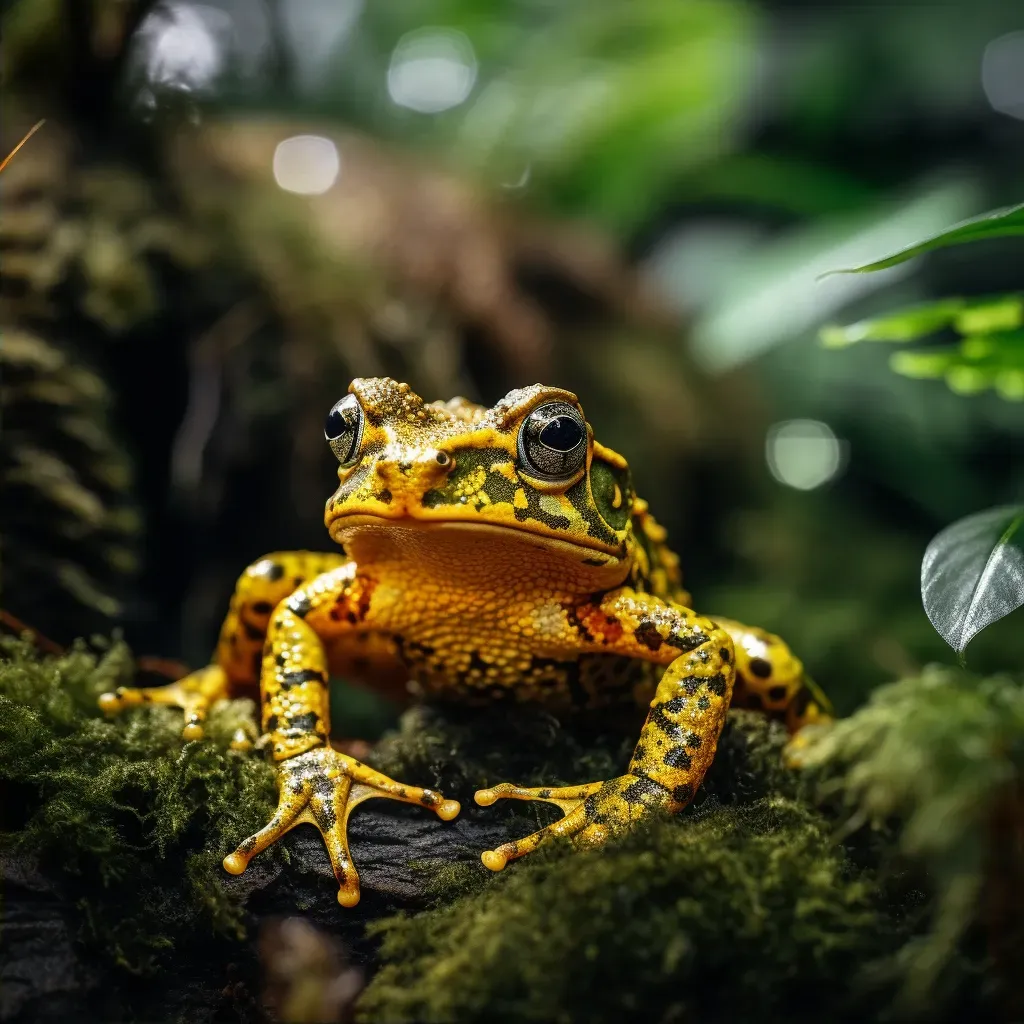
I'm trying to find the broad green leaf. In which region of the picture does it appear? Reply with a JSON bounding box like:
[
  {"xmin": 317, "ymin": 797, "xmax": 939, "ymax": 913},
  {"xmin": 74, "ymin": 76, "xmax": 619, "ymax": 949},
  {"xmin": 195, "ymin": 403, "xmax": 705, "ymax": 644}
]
[
  {"xmin": 821, "ymin": 294, "xmax": 1024, "ymax": 348},
  {"xmin": 921, "ymin": 505, "xmax": 1024, "ymax": 655},
  {"xmin": 826, "ymin": 201, "xmax": 1024, "ymax": 274}
]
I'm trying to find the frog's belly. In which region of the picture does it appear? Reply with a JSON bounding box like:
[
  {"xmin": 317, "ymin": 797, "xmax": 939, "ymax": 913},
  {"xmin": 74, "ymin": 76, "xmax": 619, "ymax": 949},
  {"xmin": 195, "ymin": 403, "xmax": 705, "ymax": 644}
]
[
  {"xmin": 339, "ymin": 573, "xmax": 653, "ymax": 710},
  {"xmin": 335, "ymin": 628, "xmax": 654, "ymax": 712}
]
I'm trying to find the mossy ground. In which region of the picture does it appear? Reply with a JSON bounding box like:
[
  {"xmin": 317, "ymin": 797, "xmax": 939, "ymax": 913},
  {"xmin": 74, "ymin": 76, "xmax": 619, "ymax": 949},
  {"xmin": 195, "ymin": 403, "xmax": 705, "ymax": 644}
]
[
  {"xmin": 360, "ymin": 797, "xmax": 896, "ymax": 1024},
  {"xmin": 0, "ymin": 636, "xmax": 1016, "ymax": 1023},
  {"xmin": 0, "ymin": 635, "xmax": 277, "ymax": 975}
]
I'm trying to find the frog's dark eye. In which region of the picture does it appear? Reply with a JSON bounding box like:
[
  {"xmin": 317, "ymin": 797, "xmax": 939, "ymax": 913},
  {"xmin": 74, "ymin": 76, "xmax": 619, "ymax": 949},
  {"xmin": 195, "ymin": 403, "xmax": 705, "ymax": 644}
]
[
  {"xmin": 518, "ymin": 401, "xmax": 588, "ymax": 481},
  {"xmin": 325, "ymin": 394, "xmax": 363, "ymax": 466}
]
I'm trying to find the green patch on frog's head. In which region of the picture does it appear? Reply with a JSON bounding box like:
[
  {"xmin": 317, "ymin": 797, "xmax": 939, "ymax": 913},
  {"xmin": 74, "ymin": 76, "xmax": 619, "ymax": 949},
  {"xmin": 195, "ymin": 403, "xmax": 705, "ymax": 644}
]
[{"xmin": 323, "ymin": 378, "xmax": 637, "ymax": 573}]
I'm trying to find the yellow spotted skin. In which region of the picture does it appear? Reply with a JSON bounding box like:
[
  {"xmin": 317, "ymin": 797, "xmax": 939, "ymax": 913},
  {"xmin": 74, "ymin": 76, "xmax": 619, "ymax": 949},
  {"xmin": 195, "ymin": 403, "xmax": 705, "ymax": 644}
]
[{"xmin": 99, "ymin": 377, "xmax": 830, "ymax": 904}]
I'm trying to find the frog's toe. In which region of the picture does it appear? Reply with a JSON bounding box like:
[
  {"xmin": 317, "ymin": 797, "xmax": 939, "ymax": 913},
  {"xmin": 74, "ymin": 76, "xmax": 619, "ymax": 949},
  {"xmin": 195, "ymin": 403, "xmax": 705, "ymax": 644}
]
[
  {"xmin": 474, "ymin": 781, "xmax": 601, "ymax": 812},
  {"xmin": 475, "ymin": 778, "xmax": 636, "ymax": 871},
  {"xmin": 223, "ymin": 746, "xmax": 460, "ymax": 906},
  {"xmin": 98, "ymin": 665, "xmax": 229, "ymax": 742},
  {"xmin": 229, "ymin": 725, "xmax": 257, "ymax": 753},
  {"xmin": 98, "ymin": 682, "xmax": 205, "ymax": 739},
  {"xmin": 480, "ymin": 800, "xmax": 591, "ymax": 871}
]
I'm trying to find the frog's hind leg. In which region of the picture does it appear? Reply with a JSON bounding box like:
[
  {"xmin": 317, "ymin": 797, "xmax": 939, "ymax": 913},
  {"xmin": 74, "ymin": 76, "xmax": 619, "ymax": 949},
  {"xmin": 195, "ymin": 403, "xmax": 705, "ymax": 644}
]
[
  {"xmin": 713, "ymin": 617, "xmax": 833, "ymax": 732},
  {"xmin": 98, "ymin": 551, "xmax": 348, "ymax": 741}
]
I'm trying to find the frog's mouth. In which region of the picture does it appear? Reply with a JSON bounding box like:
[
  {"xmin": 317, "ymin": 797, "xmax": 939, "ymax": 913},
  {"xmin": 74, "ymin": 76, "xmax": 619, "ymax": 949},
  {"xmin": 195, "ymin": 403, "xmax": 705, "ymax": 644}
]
[{"xmin": 328, "ymin": 513, "xmax": 625, "ymax": 568}]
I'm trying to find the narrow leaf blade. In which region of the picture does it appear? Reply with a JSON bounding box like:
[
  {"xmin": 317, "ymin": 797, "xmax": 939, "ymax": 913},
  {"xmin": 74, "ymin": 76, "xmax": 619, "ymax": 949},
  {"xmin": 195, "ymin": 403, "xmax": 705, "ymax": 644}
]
[
  {"xmin": 827, "ymin": 201, "xmax": 1024, "ymax": 275},
  {"xmin": 921, "ymin": 505, "xmax": 1024, "ymax": 654}
]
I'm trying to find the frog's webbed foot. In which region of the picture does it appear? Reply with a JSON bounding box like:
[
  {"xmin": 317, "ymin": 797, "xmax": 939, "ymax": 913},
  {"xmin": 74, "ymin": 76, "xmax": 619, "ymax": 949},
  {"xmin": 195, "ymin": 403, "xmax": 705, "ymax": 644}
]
[
  {"xmin": 223, "ymin": 746, "xmax": 461, "ymax": 906},
  {"xmin": 474, "ymin": 775, "xmax": 670, "ymax": 871},
  {"xmin": 98, "ymin": 665, "xmax": 228, "ymax": 741}
]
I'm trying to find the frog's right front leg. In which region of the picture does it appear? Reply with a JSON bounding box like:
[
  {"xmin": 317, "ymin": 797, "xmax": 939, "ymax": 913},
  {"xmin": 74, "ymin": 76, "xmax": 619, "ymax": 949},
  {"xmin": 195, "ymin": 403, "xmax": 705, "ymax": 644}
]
[{"xmin": 221, "ymin": 562, "xmax": 460, "ymax": 907}]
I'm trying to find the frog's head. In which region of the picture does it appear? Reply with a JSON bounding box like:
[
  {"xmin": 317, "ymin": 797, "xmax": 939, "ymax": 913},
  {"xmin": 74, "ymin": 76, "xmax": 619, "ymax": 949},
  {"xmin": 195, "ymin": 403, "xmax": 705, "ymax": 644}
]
[{"xmin": 324, "ymin": 378, "xmax": 636, "ymax": 580}]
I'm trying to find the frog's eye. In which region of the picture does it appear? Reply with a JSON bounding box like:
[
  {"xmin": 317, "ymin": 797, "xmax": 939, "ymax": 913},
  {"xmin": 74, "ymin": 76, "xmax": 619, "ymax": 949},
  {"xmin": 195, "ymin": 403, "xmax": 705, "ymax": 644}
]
[
  {"xmin": 518, "ymin": 401, "xmax": 588, "ymax": 481},
  {"xmin": 325, "ymin": 394, "xmax": 363, "ymax": 466}
]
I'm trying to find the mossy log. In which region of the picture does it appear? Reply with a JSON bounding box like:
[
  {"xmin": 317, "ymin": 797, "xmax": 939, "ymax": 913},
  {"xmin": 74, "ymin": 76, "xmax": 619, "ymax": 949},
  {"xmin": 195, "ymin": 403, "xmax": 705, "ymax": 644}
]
[{"xmin": 0, "ymin": 638, "xmax": 1010, "ymax": 1023}]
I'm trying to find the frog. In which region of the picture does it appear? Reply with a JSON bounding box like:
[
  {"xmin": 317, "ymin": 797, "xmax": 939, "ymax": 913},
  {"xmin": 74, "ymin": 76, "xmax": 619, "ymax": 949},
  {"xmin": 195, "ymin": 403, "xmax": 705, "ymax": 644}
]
[{"xmin": 99, "ymin": 377, "xmax": 831, "ymax": 907}]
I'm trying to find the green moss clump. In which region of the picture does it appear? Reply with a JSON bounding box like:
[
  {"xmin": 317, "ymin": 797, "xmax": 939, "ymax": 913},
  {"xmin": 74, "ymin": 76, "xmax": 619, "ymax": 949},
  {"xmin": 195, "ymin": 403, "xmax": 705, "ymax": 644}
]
[
  {"xmin": 359, "ymin": 797, "xmax": 895, "ymax": 1024},
  {"xmin": 3, "ymin": 633, "xmax": 1015, "ymax": 1022},
  {"xmin": 796, "ymin": 664, "xmax": 1024, "ymax": 1013},
  {"xmin": 0, "ymin": 635, "xmax": 275, "ymax": 972},
  {"xmin": 358, "ymin": 708, "xmax": 897, "ymax": 1023},
  {"xmin": 359, "ymin": 672, "xmax": 1024, "ymax": 1023}
]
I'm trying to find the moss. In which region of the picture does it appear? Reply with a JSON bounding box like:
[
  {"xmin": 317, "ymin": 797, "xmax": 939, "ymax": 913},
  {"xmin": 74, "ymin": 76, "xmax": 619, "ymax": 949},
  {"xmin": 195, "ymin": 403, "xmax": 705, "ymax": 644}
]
[
  {"xmin": 358, "ymin": 680, "xmax": 1021, "ymax": 1023},
  {"xmin": 358, "ymin": 706, "xmax": 904, "ymax": 1023},
  {"xmin": 359, "ymin": 797, "xmax": 895, "ymax": 1024},
  {"xmin": 2, "ymin": 635, "xmax": 1011, "ymax": 1021},
  {"xmin": 370, "ymin": 702, "xmax": 797, "ymax": 808},
  {"xmin": 796, "ymin": 664, "xmax": 1024, "ymax": 1014},
  {"xmin": 0, "ymin": 634, "xmax": 275, "ymax": 973}
]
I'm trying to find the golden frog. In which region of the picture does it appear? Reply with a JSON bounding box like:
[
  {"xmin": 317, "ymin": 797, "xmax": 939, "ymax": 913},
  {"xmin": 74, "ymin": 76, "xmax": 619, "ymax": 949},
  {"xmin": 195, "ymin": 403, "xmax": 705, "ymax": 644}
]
[{"xmin": 100, "ymin": 378, "xmax": 829, "ymax": 907}]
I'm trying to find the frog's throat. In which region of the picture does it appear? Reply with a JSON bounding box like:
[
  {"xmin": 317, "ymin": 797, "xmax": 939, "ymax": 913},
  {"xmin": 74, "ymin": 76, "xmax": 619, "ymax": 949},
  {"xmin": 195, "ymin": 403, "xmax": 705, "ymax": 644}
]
[{"xmin": 328, "ymin": 515, "xmax": 627, "ymax": 571}]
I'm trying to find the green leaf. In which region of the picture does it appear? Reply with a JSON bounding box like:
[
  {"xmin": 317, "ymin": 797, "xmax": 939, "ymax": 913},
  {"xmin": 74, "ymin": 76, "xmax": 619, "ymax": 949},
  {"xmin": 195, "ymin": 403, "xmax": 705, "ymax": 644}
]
[
  {"xmin": 921, "ymin": 505, "xmax": 1024, "ymax": 655},
  {"xmin": 820, "ymin": 298, "xmax": 966, "ymax": 348},
  {"xmin": 887, "ymin": 329, "xmax": 1024, "ymax": 399},
  {"xmin": 821, "ymin": 295, "xmax": 1024, "ymax": 348},
  {"xmin": 821, "ymin": 297, "xmax": 1024, "ymax": 400},
  {"xmin": 826, "ymin": 201, "xmax": 1024, "ymax": 274}
]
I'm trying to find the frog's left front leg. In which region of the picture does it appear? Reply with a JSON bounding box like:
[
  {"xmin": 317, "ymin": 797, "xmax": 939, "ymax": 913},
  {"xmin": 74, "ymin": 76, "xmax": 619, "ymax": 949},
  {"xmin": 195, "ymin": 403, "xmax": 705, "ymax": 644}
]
[
  {"xmin": 222, "ymin": 564, "xmax": 460, "ymax": 906},
  {"xmin": 475, "ymin": 589, "xmax": 735, "ymax": 870}
]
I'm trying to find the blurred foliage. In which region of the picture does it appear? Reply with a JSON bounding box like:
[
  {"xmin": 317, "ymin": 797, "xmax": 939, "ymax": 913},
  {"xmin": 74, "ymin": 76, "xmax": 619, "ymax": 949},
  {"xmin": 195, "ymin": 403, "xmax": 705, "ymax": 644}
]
[
  {"xmin": 822, "ymin": 209, "xmax": 1024, "ymax": 399},
  {"xmin": 1, "ymin": 326, "xmax": 136, "ymax": 631},
  {"xmin": 819, "ymin": 192, "xmax": 1024, "ymax": 661},
  {"xmin": 259, "ymin": 917, "xmax": 364, "ymax": 1024},
  {"xmin": 0, "ymin": 111, "xmax": 186, "ymax": 639},
  {"xmin": 680, "ymin": 177, "xmax": 979, "ymax": 374},
  {"xmin": 150, "ymin": 0, "xmax": 760, "ymax": 235},
  {"xmin": 823, "ymin": 296, "xmax": 1024, "ymax": 399}
]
